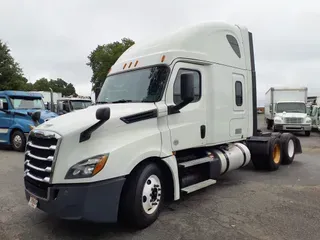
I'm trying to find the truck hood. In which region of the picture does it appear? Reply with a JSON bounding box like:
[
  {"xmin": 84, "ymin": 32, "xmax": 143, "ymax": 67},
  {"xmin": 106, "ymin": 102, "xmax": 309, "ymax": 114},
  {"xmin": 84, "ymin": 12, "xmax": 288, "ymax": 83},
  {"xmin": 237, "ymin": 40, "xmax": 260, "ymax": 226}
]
[
  {"xmin": 11, "ymin": 109, "xmax": 58, "ymax": 122},
  {"xmin": 36, "ymin": 103, "xmax": 157, "ymax": 136},
  {"xmin": 275, "ymin": 112, "xmax": 307, "ymax": 118}
]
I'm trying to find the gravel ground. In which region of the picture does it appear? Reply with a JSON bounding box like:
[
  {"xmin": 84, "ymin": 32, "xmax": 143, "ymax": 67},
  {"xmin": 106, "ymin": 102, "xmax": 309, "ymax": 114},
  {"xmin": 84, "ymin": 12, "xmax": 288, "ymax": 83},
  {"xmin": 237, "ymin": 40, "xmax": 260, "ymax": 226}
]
[{"xmin": 0, "ymin": 114, "xmax": 320, "ymax": 240}]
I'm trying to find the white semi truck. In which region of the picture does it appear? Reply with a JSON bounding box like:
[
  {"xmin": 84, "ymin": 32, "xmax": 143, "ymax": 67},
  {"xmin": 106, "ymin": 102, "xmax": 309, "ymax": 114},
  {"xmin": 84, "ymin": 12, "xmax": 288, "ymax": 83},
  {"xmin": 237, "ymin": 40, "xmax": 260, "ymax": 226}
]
[
  {"xmin": 264, "ymin": 87, "xmax": 311, "ymax": 136},
  {"xmin": 23, "ymin": 22, "xmax": 302, "ymax": 229}
]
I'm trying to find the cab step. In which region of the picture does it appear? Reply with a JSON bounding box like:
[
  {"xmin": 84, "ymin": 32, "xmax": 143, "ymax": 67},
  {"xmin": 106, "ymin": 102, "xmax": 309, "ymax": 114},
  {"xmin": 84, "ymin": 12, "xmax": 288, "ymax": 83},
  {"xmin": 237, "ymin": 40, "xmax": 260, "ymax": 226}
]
[
  {"xmin": 178, "ymin": 157, "xmax": 213, "ymax": 168},
  {"xmin": 181, "ymin": 179, "xmax": 216, "ymax": 194}
]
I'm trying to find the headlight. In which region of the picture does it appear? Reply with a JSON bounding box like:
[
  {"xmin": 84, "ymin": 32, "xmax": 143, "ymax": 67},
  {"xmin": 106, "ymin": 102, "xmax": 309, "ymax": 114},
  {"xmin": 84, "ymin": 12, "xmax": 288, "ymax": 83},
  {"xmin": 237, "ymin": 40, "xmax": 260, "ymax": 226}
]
[
  {"xmin": 274, "ymin": 117, "xmax": 282, "ymax": 123},
  {"xmin": 29, "ymin": 125, "xmax": 35, "ymax": 130},
  {"xmin": 306, "ymin": 118, "xmax": 311, "ymax": 123},
  {"xmin": 65, "ymin": 154, "xmax": 109, "ymax": 179}
]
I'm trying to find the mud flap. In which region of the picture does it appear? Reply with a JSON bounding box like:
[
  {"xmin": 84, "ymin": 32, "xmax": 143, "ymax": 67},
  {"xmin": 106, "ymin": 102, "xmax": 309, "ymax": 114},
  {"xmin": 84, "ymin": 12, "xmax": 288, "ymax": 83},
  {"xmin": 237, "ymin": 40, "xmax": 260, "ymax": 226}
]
[{"xmin": 292, "ymin": 135, "xmax": 302, "ymax": 154}]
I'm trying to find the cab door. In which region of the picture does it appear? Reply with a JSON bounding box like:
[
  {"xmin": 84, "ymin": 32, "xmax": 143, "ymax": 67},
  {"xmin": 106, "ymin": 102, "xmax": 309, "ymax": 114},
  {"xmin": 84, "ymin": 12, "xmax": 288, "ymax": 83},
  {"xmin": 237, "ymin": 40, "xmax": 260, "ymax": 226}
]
[
  {"xmin": 0, "ymin": 96, "xmax": 13, "ymax": 144},
  {"xmin": 165, "ymin": 62, "xmax": 207, "ymax": 151}
]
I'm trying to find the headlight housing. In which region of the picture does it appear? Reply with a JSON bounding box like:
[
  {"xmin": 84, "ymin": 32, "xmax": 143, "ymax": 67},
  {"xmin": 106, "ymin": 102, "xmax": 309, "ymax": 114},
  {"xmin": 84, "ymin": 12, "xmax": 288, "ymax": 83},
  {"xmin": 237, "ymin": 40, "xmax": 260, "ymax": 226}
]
[
  {"xmin": 306, "ymin": 118, "xmax": 312, "ymax": 123},
  {"xmin": 65, "ymin": 154, "xmax": 109, "ymax": 179},
  {"xmin": 274, "ymin": 117, "xmax": 282, "ymax": 123}
]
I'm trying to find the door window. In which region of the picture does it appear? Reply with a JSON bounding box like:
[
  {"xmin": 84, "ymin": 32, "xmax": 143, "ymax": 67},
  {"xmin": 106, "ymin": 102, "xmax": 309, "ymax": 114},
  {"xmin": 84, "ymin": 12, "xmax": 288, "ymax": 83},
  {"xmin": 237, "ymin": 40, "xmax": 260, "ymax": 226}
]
[{"xmin": 0, "ymin": 97, "xmax": 8, "ymax": 109}]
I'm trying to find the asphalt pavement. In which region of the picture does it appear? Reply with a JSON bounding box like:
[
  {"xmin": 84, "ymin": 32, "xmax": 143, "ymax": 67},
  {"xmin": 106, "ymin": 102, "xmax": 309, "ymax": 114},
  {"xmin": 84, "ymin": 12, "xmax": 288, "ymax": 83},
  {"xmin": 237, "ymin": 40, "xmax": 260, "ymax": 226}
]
[{"xmin": 1, "ymin": 114, "xmax": 320, "ymax": 240}]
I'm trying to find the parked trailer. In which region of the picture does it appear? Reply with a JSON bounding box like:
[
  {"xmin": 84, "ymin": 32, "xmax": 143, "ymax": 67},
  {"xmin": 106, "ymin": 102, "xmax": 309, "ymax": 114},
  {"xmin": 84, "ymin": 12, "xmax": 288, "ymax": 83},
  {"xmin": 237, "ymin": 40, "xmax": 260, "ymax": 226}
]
[{"xmin": 23, "ymin": 22, "xmax": 302, "ymax": 229}]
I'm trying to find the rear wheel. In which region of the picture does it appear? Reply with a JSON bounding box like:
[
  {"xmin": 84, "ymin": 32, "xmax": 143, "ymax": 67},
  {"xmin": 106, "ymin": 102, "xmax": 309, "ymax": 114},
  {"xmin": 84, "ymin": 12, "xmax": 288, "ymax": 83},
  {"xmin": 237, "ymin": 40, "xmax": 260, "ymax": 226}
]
[
  {"xmin": 280, "ymin": 133, "xmax": 296, "ymax": 165},
  {"xmin": 266, "ymin": 138, "xmax": 282, "ymax": 171},
  {"xmin": 119, "ymin": 163, "xmax": 163, "ymax": 229},
  {"xmin": 11, "ymin": 130, "xmax": 26, "ymax": 152},
  {"xmin": 251, "ymin": 137, "xmax": 282, "ymax": 171}
]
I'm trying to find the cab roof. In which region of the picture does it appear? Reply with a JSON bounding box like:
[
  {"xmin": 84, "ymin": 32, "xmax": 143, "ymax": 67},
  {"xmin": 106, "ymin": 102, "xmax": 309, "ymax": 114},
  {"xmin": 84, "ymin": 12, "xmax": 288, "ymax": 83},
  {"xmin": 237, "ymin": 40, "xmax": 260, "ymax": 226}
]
[
  {"xmin": 0, "ymin": 90, "xmax": 43, "ymax": 98},
  {"xmin": 110, "ymin": 21, "xmax": 250, "ymax": 75}
]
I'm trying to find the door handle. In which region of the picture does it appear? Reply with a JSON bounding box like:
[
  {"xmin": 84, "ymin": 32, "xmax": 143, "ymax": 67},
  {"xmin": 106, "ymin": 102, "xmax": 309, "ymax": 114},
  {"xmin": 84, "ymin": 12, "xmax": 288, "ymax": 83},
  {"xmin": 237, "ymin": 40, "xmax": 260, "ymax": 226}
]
[{"xmin": 200, "ymin": 125, "xmax": 206, "ymax": 139}]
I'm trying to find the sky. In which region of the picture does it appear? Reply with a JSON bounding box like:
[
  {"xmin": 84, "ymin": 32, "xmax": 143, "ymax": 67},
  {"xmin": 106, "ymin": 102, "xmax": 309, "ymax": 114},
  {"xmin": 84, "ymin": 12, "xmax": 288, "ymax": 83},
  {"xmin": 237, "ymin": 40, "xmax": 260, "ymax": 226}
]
[{"xmin": 1, "ymin": 0, "xmax": 320, "ymax": 106}]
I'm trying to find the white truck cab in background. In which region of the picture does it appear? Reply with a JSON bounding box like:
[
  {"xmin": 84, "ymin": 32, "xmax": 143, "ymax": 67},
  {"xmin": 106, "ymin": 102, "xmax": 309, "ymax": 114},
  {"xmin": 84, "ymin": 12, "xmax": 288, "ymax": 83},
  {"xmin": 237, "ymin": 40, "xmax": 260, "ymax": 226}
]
[
  {"xmin": 23, "ymin": 22, "xmax": 302, "ymax": 229},
  {"xmin": 264, "ymin": 87, "xmax": 311, "ymax": 136},
  {"xmin": 308, "ymin": 96, "xmax": 320, "ymax": 131}
]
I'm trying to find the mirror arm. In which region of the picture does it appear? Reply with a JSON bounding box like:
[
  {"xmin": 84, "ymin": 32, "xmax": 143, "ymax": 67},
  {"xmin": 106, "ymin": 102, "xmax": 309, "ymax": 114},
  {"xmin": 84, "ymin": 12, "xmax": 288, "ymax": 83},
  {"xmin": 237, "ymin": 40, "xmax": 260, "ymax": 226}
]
[
  {"xmin": 79, "ymin": 119, "xmax": 107, "ymax": 143},
  {"xmin": 168, "ymin": 99, "xmax": 193, "ymax": 115}
]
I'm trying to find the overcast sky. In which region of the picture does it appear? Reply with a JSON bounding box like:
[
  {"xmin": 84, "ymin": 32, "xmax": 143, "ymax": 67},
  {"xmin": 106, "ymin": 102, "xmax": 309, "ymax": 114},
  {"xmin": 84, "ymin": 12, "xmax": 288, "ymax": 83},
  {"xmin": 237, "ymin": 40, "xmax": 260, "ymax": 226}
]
[{"xmin": 1, "ymin": 0, "xmax": 320, "ymax": 105}]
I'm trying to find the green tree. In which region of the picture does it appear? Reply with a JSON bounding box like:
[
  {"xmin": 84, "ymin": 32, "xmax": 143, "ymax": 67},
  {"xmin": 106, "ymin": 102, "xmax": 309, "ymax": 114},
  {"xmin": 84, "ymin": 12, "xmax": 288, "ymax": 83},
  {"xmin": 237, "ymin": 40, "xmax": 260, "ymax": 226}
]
[
  {"xmin": 0, "ymin": 40, "xmax": 29, "ymax": 90},
  {"xmin": 33, "ymin": 77, "xmax": 76, "ymax": 96},
  {"xmin": 33, "ymin": 78, "xmax": 51, "ymax": 91},
  {"xmin": 64, "ymin": 83, "xmax": 76, "ymax": 96},
  {"xmin": 87, "ymin": 37, "xmax": 135, "ymax": 91}
]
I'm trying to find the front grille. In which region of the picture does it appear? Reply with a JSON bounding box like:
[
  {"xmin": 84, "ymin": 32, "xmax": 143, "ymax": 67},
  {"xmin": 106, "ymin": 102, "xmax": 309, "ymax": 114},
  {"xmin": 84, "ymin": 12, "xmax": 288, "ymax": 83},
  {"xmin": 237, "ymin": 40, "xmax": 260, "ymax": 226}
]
[
  {"xmin": 24, "ymin": 130, "xmax": 61, "ymax": 200},
  {"xmin": 284, "ymin": 117, "xmax": 303, "ymax": 124}
]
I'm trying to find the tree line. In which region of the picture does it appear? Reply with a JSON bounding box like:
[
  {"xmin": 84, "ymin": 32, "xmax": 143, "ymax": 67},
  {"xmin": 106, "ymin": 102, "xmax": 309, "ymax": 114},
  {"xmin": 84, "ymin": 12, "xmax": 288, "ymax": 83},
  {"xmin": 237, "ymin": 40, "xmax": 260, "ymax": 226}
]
[{"xmin": 0, "ymin": 36, "xmax": 135, "ymax": 95}]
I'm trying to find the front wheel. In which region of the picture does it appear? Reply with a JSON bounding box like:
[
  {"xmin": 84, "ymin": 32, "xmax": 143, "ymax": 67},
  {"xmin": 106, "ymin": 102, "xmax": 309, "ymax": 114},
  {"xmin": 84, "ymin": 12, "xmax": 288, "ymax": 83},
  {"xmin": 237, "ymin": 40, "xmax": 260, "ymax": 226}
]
[
  {"xmin": 119, "ymin": 163, "xmax": 164, "ymax": 229},
  {"xmin": 11, "ymin": 130, "xmax": 26, "ymax": 152},
  {"xmin": 305, "ymin": 131, "xmax": 311, "ymax": 137}
]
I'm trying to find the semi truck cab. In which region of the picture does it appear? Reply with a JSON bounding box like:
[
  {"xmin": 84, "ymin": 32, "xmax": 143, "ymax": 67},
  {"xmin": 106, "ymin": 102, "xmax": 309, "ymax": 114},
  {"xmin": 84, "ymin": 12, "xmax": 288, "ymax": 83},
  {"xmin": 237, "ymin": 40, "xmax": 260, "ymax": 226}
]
[
  {"xmin": 23, "ymin": 22, "xmax": 302, "ymax": 229},
  {"xmin": 273, "ymin": 101, "xmax": 312, "ymax": 135},
  {"xmin": 56, "ymin": 97, "xmax": 93, "ymax": 115},
  {"xmin": 0, "ymin": 91, "xmax": 58, "ymax": 151}
]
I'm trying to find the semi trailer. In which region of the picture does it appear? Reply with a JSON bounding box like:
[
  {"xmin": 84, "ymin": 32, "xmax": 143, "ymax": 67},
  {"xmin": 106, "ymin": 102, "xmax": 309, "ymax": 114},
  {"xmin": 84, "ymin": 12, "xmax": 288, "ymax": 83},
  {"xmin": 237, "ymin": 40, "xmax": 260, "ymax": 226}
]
[
  {"xmin": 264, "ymin": 87, "xmax": 311, "ymax": 136},
  {"xmin": 23, "ymin": 22, "xmax": 302, "ymax": 229}
]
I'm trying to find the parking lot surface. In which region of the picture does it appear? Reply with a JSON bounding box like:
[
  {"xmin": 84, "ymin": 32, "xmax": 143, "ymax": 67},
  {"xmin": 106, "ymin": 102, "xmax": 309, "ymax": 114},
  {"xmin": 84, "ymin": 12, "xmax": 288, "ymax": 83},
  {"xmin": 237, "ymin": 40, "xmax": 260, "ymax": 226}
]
[{"xmin": 1, "ymin": 115, "xmax": 320, "ymax": 240}]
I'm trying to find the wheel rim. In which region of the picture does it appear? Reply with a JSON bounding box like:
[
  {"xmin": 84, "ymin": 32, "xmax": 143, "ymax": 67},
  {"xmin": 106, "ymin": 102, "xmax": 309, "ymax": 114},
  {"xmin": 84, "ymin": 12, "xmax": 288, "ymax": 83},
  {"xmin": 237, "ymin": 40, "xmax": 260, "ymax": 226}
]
[
  {"xmin": 142, "ymin": 174, "xmax": 161, "ymax": 215},
  {"xmin": 13, "ymin": 135, "xmax": 22, "ymax": 149},
  {"xmin": 273, "ymin": 144, "xmax": 281, "ymax": 164},
  {"xmin": 288, "ymin": 139, "xmax": 295, "ymax": 158}
]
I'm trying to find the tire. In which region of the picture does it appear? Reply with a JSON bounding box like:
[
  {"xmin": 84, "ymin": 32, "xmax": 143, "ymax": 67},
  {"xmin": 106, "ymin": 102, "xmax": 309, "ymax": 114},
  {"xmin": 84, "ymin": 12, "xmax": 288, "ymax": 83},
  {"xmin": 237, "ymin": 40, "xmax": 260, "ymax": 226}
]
[
  {"xmin": 119, "ymin": 163, "xmax": 164, "ymax": 229},
  {"xmin": 280, "ymin": 133, "xmax": 295, "ymax": 165},
  {"xmin": 265, "ymin": 138, "xmax": 282, "ymax": 171},
  {"xmin": 267, "ymin": 119, "xmax": 273, "ymax": 130},
  {"xmin": 11, "ymin": 130, "xmax": 26, "ymax": 152},
  {"xmin": 251, "ymin": 156, "xmax": 267, "ymax": 170},
  {"xmin": 305, "ymin": 131, "xmax": 311, "ymax": 137}
]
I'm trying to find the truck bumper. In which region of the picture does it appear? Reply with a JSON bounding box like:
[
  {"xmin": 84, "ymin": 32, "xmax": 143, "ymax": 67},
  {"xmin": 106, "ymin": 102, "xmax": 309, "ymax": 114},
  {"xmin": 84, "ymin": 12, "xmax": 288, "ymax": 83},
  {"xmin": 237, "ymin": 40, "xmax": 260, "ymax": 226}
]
[
  {"xmin": 25, "ymin": 177, "xmax": 126, "ymax": 223},
  {"xmin": 274, "ymin": 124, "xmax": 312, "ymax": 131}
]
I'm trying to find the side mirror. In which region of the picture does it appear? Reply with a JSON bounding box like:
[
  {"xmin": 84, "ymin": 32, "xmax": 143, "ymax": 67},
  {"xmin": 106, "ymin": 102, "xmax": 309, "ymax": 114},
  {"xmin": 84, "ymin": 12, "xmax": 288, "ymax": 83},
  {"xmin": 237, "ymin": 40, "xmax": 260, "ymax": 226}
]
[
  {"xmin": 45, "ymin": 102, "xmax": 50, "ymax": 110},
  {"xmin": 58, "ymin": 102, "xmax": 63, "ymax": 111},
  {"xmin": 31, "ymin": 111, "xmax": 41, "ymax": 122},
  {"xmin": 180, "ymin": 73, "xmax": 195, "ymax": 102},
  {"xmin": 96, "ymin": 107, "xmax": 110, "ymax": 121},
  {"xmin": 0, "ymin": 100, "xmax": 3, "ymax": 110}
]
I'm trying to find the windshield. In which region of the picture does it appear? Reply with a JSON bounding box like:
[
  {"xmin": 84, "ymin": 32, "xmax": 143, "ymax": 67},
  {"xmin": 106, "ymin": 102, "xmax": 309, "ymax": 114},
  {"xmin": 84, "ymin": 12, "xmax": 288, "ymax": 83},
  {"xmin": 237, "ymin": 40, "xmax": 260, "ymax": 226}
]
[
  {"xmin": 276, "ymin": 102, "xmax": 306, "ymax": 113},
  {"xmin": 10, "ymin": 96, "xmax": 45, "ymax": 110},
  {"xmin": 70, "ymin": 100, "xmax": 92, "ymax": 110},
  {"xmin": 96, "ymin": 66, "xmax": 170, "ymax": 103}
]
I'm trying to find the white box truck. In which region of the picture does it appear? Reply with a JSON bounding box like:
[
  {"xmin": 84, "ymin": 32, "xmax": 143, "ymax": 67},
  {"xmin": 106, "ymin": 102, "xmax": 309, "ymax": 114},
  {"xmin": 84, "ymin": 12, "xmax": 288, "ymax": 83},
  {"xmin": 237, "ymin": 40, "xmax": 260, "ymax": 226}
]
[
  {"xmin": 264, "ymin": 87, "xmax": 311, "ymax": 136},
  {"xmin": 23, "ymin": 22, "xmax": 302, "ymax": 229}
]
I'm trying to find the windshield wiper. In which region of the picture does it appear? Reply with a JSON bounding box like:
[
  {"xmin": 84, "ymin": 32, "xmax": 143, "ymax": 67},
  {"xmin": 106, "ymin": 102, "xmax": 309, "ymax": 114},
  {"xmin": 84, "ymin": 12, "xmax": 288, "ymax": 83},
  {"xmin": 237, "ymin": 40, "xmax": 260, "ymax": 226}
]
[
  {"xmin": 111, "ymin": 99, "xmax": 133, "ymax": 103},
  {"xmin": 96, "ymin": 101, "xmax": 110, "ymax": 104}
]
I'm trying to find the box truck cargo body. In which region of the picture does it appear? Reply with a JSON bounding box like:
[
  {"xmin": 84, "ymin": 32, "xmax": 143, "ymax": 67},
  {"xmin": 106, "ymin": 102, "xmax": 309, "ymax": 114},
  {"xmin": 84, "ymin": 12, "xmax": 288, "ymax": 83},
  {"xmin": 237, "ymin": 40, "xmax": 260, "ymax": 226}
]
[{"xmin": 264, "ymin": 87, "xmax": 311, "ymax": 136}]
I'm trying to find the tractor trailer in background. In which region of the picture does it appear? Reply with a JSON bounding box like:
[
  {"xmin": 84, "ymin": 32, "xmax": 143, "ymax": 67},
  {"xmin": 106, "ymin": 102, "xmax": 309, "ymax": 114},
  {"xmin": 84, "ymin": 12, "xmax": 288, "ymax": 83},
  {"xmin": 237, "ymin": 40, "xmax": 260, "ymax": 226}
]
[
  {"xmin": 264, "ymin": 87, "xmax": 311, "ymax": 136},
  {"xmin": 24, "ymin": 22, "xmax": 302, "ymax": 229}
]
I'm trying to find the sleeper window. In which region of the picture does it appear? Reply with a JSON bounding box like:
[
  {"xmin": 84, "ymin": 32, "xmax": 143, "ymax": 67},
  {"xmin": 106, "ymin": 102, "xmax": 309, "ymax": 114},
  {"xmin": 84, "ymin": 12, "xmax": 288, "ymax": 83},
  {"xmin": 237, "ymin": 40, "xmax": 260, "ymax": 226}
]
[{"xmin": 235, "ymin": 81, "xmax": 243, "ymax": 106}]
